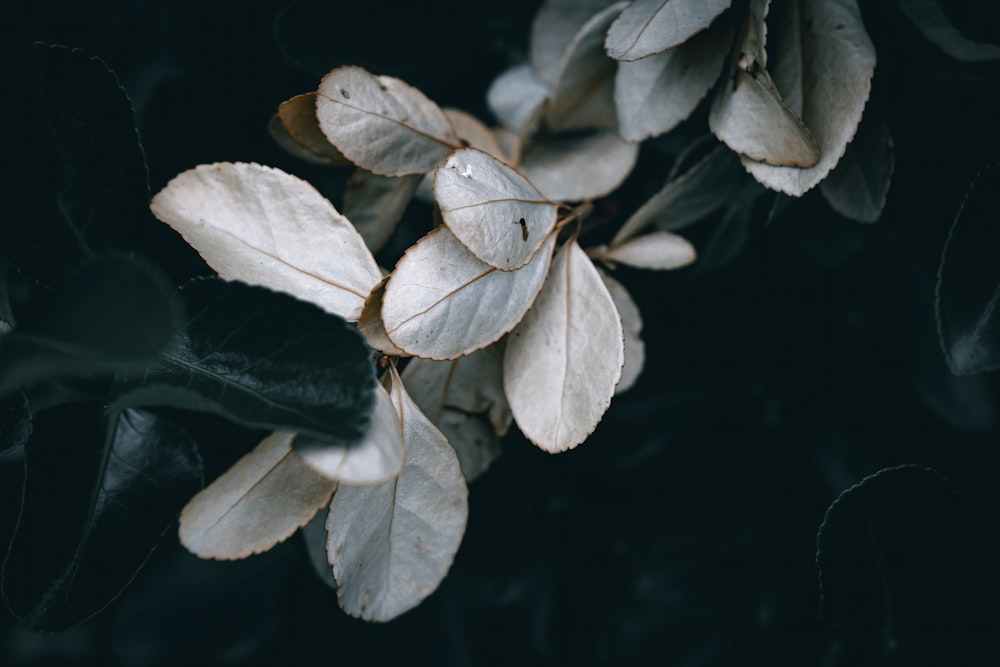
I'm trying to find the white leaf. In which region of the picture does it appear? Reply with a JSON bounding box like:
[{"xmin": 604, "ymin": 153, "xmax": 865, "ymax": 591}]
[
  {"xmin": 301, "ymin": 512, "xmax": 336, "ymax": 589},
  {"xmin": 316, "ymin": 66, "xmax": 459, "ymax": 176},
  {"xmin": 819, "ymin": 118, "xmax": 894, "ymax": 223},
  {"xmin": 358, "ymin": 276, "xmax": 407, "ymax": 357},
  {"xmin": 434, "ymin": 148, "xmax": 558, "ymax": 271},
  {"xmin": 599, "ymin": 271, "xmax": 645, "ymax": 393},
  {"xmin": 604, "ymin": 231, "xmax": 696, "ymax": 270},
  {"xmin": 614, "ymin": 21, "xmax": 731, "ymax": 141},
  {"xmin": 520, "ymin": 131, "xmax": 638, "ymax": 202},
  {"xmin": 402, "ymin": 346, "xmax": 512, "ymax": 481},
  {"xmin": 742, "ymin": 0, "xmax": 877, "ymax": 195},
  {"xmin": 531, "ymin": 0, "xmax": 621, "ymax": 86},
  {"xmin": 899, "ymin": 0, "xmax": 1000, "ymax": 62},
  {"xmin": 179, "ymin": 432, "xmax": 336, "ymax": 560},
  {"xmin": 273, "ymin": 93, "xmax": 349, "ymax": 164},
  {"xmin": 613, "ymin": 144, "xmax": 745, "ymax": 245},
  {"xmin": 486, "ymin": 63, "xmax": 552, "ymax": 136},
  {"xmin": 327, "ymin": 367, "xmax": 468, "ymax": 622},
  {"xmin": 294, "ymin": 380, "xmax": 405, "ymax": 486},
  {"xmin": 343, "ymin": 170, "xmax": 421, "ymax": 253},
  {"xmin": 382, "ymin": 227, "xmax": 555, "ymax": 360},
  {"xmin": 605, "ymin": 0, "xmax": 732, "ymax": 61},
  {"xmin": 504, "ymin": 241, "xmax": 624, "ymax": 453},
  {"xmin": 150, "ymin": 162, "xmax": 381, "ymax": 321}
]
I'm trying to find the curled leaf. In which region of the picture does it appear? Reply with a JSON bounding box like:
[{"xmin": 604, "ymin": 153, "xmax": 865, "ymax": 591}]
[
  {"xmin": 604, "ymin": 231, "xmax": 697, "ymax": 270},
  {"xmin": 382, "ymin": 228, "xmax": 555, "ymax": 360},
  {"xmin": 326, "ymin": 367, "xmax": 468, "ymax": 621},
  {"xmin": 435, "ymin": 148, "xmax": 557, "ymax": 270},
  {"xmin": 357, "ymin": 276, "xmax": 407, "ymax": 357},
  {"xmin": 179, "ymin": 432, "xmax": 336, "ymax": 560},
  {"xmin": 315, "ymin": 66, "xmax": 459, "ymax": 176},
  {"xmin": 819, "ymin": 118, "xmax": 894, "ymax": 223},
  {"xmin": 605, "ymin": 0, "xmax": 732, "ymax": 61},
  {"xmin": 504, "ymin": 241, "xmax": 624, "ymax": 453},
  {"xmin": 599, "ymin": 271, "xmax": 645, "ymax": 394},
  {"xmin": 274, "ymin": 92, "xmax": 350, "ymax": 164},
  {"xmin": 150, "ymin": 162, "xmax": 381, "ymax": 321},
  {"xmin": 520, "ymin": 130, "xmax": 639, "ymax": 202},
  {"xmin": 531, "ymin": 0, "xmax": 621, "ymax": 85}
]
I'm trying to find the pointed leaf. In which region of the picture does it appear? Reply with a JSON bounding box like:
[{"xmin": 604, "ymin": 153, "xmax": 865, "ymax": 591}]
[
  {"xmin": 0, "ymin": 391, "xmax": 31, "ymax": 453},
  {"xmin": 604, "ymin": 231, "xmax": 696, "ymax": 270},
  {"xmin": 358, "ymin": 276, "xmax": 407, "ymax": 356},
  {"xmin": 599, "ymin": 272, "xmax": 645, "ymax": 394},
  {"xmin": 742, "ymin": 0, "xmax": 877, "ymax": 195},
  {"xmin": 343, "ymin": 170, "xmax": 421, "ymax": 253},
  {"xmin": 899, "ymin": 0, "xmax": 1000, "ymax": 62},
  {"xmin": 820, "ymin": 118, "xmax": 894, "ymax": 223},
  {"xmin": 520, "ymin": 130, "xmax": 638, "ymax": 202},
  {"xmin": 274, "ymin": 93, "xmax": 350, "ymax": 164},
  {"xmin": 2, "ymin": 405, "xmax": 202, "ymax": 631},
  {"xmin": 402, "ymin": 346, "xmax": 512, "ymax": 481},
  {"xmin": 435, "ymin": 148, "xmax": 557, "ymax": 270},
  {"xmin": 179, "ymin": 432, "xmax": 336, "ymax": 560},
  {"xmin": 504, "ymin": 241, "xmax": 624, "ymax": 453},
  {"xmin": 614, "ymin": 21, "xmax": 731, "ymax": 141},
  {"xmin": 605, "ymin": 0, "xmax": 732, "ymax": 61},
  {"xmin": 935, "ymin": 164, "xmax": 1000, "ymax": 375},
  {"xmin": 0, "ymin": 253, "xmax": 183, "ymax": 395},
  {"xmin": 111, "ymin": 278, "xmax": 376, "ymax": 443},
  {"xmin": 151, "ymin": 161, "xmax": 381, "ymax": 321},
  {"xmin": 326, "ymin": 367, "xmax": 468, "ymax": 621},
  {"xmin": 614, "ymin": 144, "xmax": 745, "ymax": 244},
  {"xmin": 294, "ymin": 379, "xmax": 405, "ymax": 485},
  {"xmin": 382, "ymin": 228, "xmax": 556, "ymax": 360},
  {"xmin": 486, "ymin": 63, "xmax": 552, "ymax": 136},
  {"xmin": 315, "ymin": 67, "xmax": 459, "ymax": 176}
]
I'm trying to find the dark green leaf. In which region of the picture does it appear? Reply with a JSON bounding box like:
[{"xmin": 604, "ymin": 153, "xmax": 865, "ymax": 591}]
[
  {"xmin": 0, "ymin": 253, "xmax": 184, "ymax": 396},
  {"xmin": 0, "ymin": 392, "xmax": 32, "ymax": 453},
  {"xmin": 2, "ymin": 404, "xmax": 203, "ymax": 632},
  {"xmin": 935, "ymin": 163, "xmax": 1000, "ymax": 375},
  {"xmin": 111, "ymin": 277, "xmax": 376, "ymax": 443}
]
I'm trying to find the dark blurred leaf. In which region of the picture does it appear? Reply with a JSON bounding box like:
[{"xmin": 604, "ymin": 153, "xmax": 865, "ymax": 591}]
[
  {"xmin": 0, "ymin": 253, "xmax": 184, "ymax": 396},
  {"xmin": 936, "ymin": 163, "xmax": 1000, "ymax": 375},
  {"xmin": 111, "ymin": 277, "xmax": 376, "ymax": 443},
  {"xmin": 2, "ymin": 404, "xmax": 202, "ymax": 632},
  {"xmin": 820, "ymin": 118, "xmax": 894, "ymax": 224},
  {"xmin": 0, "ymin": 392, "xmax": 32, "ymax": 454},
  {"xmin": 690, "ymin": 180, "xmax": 764, "ymax": 274}
]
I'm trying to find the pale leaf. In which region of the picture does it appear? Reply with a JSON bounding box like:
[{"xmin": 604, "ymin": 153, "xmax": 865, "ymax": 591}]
[
  {"xmin": 327, "ymin": 367, "xmax": 468, "ymax": 621},
  {"xmin": 358, "ymin": 276, "xmax": 407, "ymax": 357},
  {"xmin": 819, "ymin": 118, "xmax": 894, "ymax": 223},
  {"xmin": 605, "ymin": 0, "xmax": 732, "ymax": 61},
  {"xmin": 613, "ymin": 144, "xmax": 745, "ymax": 245},
  {"xmin": 504, "ymin": 241, "xmax": 624, "ymax": 453},
  {"xmin": 742, "ymin": 0, "xmax": 877, "ymax": 195},
  {"xmin": 402, "ymin": 346, "xmax": 512, "ymax": 481},
  {"xmin": 605, "ymin": 230, "xmax": 696, "ymax": 270},
  {"xmin": 294, "ymin": 380, "xmax": 405, "ymax": 486},
  {"xmin": 899, "ymin": 0, "xmax": 1000, "ymax": 62},
  {"xmin": 486, "ymin": 63, "xmax": 551, "ymax": 137},
  {"xmin": 268, "ymin": 114, "xmax": 339, "ymax": 166},
  {"xmin": 599, "ymin": 271, "xmax": 645, "ymax": 393},
  {"xmin": 315, "ymin": 66, "xmax": 459, "ymax": 176},
  {"xmin": 434, "ymin": 148, "xmax": 558, "ymax": 270},
  {"xmin": 301, "ymin": 512, "xmax": 336, "ymax": 589},
  {"xmin": 531, "ymin": 0, "xmax": 622, "ymax": 85},
  {"xmin": 179, "ymin": 432, "xmax": 336, "ymax": 560},
  {"xmin": 614, "ymin": 21, "xmax": 731, "ymax": 141},
  {"xmin": 343, "ymin": 170, "xmax": 421, "ymax": 253},
  {"xmin": 520, "ymin": 130, "xmax": 638, "ymax": 202},
  {"xmin": 382, "ymin": 227, "xmax": 556, "ymax": 360},
  {"xmin": 276, "ymin": 93, "xmax": 350, "ymax": 164},
  {"xmin": 150, "ymin": 162, "xmax": 381, "ymax": 321},
  {"xmin": 493, "ymin": 128, "xmax": 523, "ymax": 166},
  {"xmin": 444, "ymin": 108, "xmax": 506, "ymax": 159}
]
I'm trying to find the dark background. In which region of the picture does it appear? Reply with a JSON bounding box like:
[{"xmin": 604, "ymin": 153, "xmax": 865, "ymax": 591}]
[{"xmin": 3, "ymin": 0, "xmax": 1000, "ymax": 665}]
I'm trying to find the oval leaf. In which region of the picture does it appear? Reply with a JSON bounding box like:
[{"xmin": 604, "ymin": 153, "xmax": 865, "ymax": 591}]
[
  {"xmin": 935, "ymin": 163, "xmax": 1000, "ymax": 375},
  {"xmin": 179, "ymin": 432, "xmax": 336, "ymax": 560},
  {"xmin": 343, "ymin": 170, "xmax": 421, "ymax": 253},
  {"xmin": 435, "ymin": 148, "xmax": 557, "ymax": 270},
  {"xmin": 111, "ymin": 278, "xmax": 376, "ymax": 443},
  {"xmin": 520, "ymin": 130, "xmax": 639, "ymax": 202},
  {"xmin": 819, "ymin": 118, "xmax": 894, "ymax": 223},
  {"xmin": 2, "ymin": 405, "xmax": 202, "ymax": 631},
  {"xmin": 486, "ymin": 63, "xmax": 552, "ymax": 136},
  {"xmin": 294, "ymin": 379, "xmax": 405, "ymax": 485},
  {"xmin": 599, "ymin": 271, "xmax": 645, "ymax": 394},
  {"xmin": 742, "ymin": 0, "xmax": 877, "ymax": 195},
  {"xmin": 326, "ymin": 367, "xmax": 468, "ymax": 621},
  {"xmin": 604, "ymin": 230, "xmax": 697, "ymax": 270},
  {"xmin": 614, "ymin": 21, "xmax": 731, "ymax": 141},
  {"xmin": 605, "ymin": 0, "xmax": 732, "ymax": 61},
  {"xmin": 402, "ymin": 346, "xmax": 512, "ymax": 481},
  {"xmin": 275, "ymin": 93, "xmax": 350, "ymax": 164},
  {"xmin": 504, "ymin": 241, "xmax": 624, "ymax": 453},
  {"xmin": 899, "ymin": 0, "xmax": 1000, "ymax": 62},
  {"xmin": 382, "ymin": 227, "xmax": 556, "ymax": 360},
  {"xmin": 315, "ymin": 66, "xmax": 459, "ymax": 176}
]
